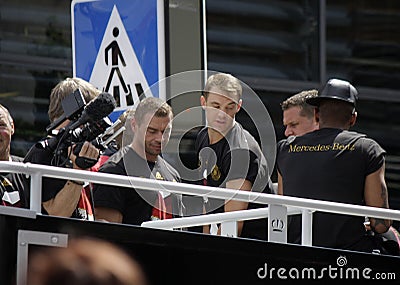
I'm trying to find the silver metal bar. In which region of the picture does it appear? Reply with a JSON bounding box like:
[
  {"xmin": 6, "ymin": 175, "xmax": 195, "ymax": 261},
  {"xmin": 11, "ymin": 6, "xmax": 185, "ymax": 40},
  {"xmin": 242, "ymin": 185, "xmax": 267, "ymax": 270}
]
[{"xmin": 16, "ymin": 230, "xmax": 68, "ymax": 285}]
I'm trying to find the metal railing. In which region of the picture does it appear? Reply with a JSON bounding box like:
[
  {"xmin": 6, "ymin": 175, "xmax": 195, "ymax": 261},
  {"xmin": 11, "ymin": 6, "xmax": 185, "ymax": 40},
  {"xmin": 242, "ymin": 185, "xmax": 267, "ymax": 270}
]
[{"xmin": 1, "ymin": 161, "xmax": 400, "ymax": 246}]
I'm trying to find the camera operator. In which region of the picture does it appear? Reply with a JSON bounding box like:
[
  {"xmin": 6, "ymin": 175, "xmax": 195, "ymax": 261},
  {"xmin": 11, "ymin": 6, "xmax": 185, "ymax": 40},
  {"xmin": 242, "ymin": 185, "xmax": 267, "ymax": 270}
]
[{"xmin": 24, "ymin": 78, "xmax": 101, "ymax": 219}]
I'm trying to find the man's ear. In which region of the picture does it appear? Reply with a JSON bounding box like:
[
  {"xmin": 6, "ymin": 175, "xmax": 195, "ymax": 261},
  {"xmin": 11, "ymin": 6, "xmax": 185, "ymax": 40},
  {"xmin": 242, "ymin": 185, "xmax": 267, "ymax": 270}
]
[
  {"xmin": 314, "ymin": 107, "xmax": 320, "ymax": 123},
  {"xmin": 350, "ymin": 111, "xmax": 357, "ymax": 127},
  {"xmin": 10, "ymin": 121, "xmax": 14, "ymax": 135},
  {"xmin": 236, "ymin": 99, "xmax": 242, "ymax": 112},
  {"xmin": 130, "ymin": 117, "xmax": 137, "ymax": 132},
  {"xmin": 200, "ymin": 95, "xmax": 206, "ymax": 109}
]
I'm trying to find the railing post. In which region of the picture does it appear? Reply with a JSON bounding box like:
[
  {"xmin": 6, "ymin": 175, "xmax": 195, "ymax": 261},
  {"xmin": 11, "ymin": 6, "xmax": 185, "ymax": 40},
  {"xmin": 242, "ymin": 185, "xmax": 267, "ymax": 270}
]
[
  {"xmin": 30, "ymin": 172, "xmax": 42, "ymax": 213},
  {"xmin": 301, "ymin": 209, "xmax": 313, "ymax": 246},
  {"xmin": 268, "ymin": 204, "xmax": 287, "ymax": 243},
  {"xmin": 16, "ymin": 230, "xmax": 68, "ymax": 285}
]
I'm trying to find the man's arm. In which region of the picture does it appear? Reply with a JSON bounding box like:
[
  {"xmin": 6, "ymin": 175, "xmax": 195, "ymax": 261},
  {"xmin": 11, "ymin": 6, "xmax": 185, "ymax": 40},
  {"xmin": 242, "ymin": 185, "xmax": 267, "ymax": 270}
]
[
  {"xmin": 95, "ymin": 207, "xmax": 123, "ymax": 223},
  {"xmin": 224, "ymin": 178, "xmax": 252, "ymax": 236},
  {"xmin": 42, "ymin": 180, "xmax": 83, "ymax": 216},
  {"xmin": 364, "ymin": 163, "xmax": 391, "ymax": 234},
  {"xmin": 277, "ymin": 171, "xmax": 283, "ymax": 195},
  {"xmin": 42, "ymin": 141, "xmax": 99, "ymax": 217}
]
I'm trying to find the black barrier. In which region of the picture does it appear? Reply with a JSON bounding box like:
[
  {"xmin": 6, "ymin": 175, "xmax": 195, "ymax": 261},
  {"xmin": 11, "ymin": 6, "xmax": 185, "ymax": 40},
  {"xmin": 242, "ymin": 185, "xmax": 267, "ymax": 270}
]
[{"xmin": 2, "ymin": 214, "xmax": 400, "ymax": 285}]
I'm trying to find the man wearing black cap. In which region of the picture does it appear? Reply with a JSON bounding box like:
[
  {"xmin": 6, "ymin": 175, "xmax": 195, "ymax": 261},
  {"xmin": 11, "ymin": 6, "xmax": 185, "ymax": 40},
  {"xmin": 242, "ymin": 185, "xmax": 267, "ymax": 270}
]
[{"xmin": 276, "ymin": 78, "xmax": 392, "ymax": 254}]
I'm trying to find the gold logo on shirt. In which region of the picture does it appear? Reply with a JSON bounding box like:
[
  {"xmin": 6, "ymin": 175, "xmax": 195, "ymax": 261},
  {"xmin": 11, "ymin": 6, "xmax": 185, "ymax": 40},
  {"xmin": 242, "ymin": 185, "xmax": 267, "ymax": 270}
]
[
  {"xmin": 155, "ymin": 171, "xmax": 164, "ymax": 180},
  {"xmin": 211, "ymin": 165, "xmax": 221, "ymax": 181},
  {"xmin": 288, "ymin": 143, "xmax": 355, "ymax": 153},
  {"xmin": 1, "ymin": 177, "xmax": 12, "ymax": 187}
]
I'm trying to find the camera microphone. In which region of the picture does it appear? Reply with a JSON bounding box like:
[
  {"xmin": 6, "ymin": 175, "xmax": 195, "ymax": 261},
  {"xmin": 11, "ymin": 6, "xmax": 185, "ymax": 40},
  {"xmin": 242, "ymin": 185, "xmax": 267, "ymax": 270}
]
[{"xmin": 67, "ymin": 92, "xmax": 117, "ymax": 132}]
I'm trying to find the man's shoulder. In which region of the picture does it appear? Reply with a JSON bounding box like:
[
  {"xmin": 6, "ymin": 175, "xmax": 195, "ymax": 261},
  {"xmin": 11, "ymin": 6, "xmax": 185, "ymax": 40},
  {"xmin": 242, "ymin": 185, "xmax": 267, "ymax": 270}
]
[
  {"xmin": 277, "ymin": 138, "xmax": 297, "ymax": 163},
  {"xmin": 157, "ymin": 156, "xmax": 181, "ymax": 180},
  {"xmin": 228, "ymin": 122, "xmax": 261, "ymax": 151},
  {"xmin": 98, "ymin": 148, "xmax": 127, "ymax": 174},
  {"xmin": 337, "ymin": 130, "xmax": 384, "ymax": 149},
  {"xmin": 277, "ymin": 137, "xmax": 290, "ymax": 148},
  {"xmin": 339, "ymin": 130, "xmax": 367, "ymax": 140},
  {"xmin": 350, "ymin": 133, "xmax": 386, "ymax": 154},
  {"xmin": 279, "ymin": 128, "xmax": 339, "ymax": 146},
  {"xmin": 23, "ymin": 143, "xmax": 53, "ymax": 164},
  {"xmin": 357, "ymin": 136, "xmax": 382, "ymax": 147},
  {"xmin": 157, "ymin": 156, "xmax": 179, "ymax": 175},
  {"xmin": 241, "ymin": 127, "xmax": 259, "ymax": 146}
]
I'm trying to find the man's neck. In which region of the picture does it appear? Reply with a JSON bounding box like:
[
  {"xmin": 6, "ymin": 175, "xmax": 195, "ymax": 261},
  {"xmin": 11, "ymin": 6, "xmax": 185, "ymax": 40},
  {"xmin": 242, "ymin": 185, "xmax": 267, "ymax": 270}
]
[
  {"xmin": 207, "ymin": 122, "xmax": 235, "ymax": 144},
  {"xmin": 130, "ymin": 143, "xmax": 157, "ymax": 163},
  {"xmin": 207, "ymin": 128, "xmax": 224, "ymax": 144},
  {"xmin": 319, "ymin": 122, "xmax": 348, "ymax": 130}
]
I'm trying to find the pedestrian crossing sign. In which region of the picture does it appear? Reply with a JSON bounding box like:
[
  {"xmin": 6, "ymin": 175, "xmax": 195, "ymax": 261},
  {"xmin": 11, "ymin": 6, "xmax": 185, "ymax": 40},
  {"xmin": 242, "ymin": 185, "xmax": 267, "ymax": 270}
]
[{"xmin": 71, "ymin": 0, "xmax": 166, "ymax": 120}]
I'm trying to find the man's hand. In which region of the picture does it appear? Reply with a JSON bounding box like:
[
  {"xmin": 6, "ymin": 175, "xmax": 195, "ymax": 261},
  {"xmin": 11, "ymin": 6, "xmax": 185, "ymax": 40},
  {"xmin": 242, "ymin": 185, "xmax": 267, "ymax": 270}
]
[
  {"xmin": 70, "ymin": 141, "xmax": 100, "ymax": 170},
  {"xmin": 43, "ymin": 141, "xmax": 99, "ymax": 217}
]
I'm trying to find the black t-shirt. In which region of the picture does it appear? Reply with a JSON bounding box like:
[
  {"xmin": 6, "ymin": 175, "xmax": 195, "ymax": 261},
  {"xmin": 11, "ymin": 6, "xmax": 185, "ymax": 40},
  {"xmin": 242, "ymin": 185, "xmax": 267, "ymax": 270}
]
[
  {"xmin": 195, "ymin": 122, "xmax": 273, "ymax": 239},
  {"xmin": 93, "ymin": 146, "xmax": 182, "ymax": 226},
  {"xmin": 277, "ymin": 128, "xmax": 385, "ymax": 250},
  {"xmin": 24, "ymin": 143, "xmax": 67, "ymax": 202},
  {"xmin": 23, "ymin": 143, "xmax": 92, "ymax": 219}
]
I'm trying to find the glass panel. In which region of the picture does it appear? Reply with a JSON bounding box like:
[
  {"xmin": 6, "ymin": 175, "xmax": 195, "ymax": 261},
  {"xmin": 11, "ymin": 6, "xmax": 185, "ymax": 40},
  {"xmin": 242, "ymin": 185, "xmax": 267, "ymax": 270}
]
[
  {"xmin": 355, "ymin": 99, "xmax": 400, "ymax": 210},
  {"xmin": 206, "ymin": 0, "xmax": 320, "ymax": 81},
  {"xmin": 0, "ymin": 0, "xmax": 72, "ymax": 156},
  {"xmin": 326, "ymin": 0, "xmax": 400, "ymax": 90}
]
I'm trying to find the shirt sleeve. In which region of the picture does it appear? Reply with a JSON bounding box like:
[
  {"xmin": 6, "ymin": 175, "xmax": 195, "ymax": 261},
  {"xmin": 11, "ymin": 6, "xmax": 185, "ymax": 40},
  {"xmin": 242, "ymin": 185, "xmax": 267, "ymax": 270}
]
[
  {"xmin": 276, "ymin": 139, "xmax": 287, "ymax": 175},
  {"xmin": 363, "ymin": 138, "xmax": 386, "ymax": 175},
  {"xmin": 223, "ymin": 149, "xmax": 259, "ymax": 184},
  {"xmin": 24, "ymin": 145, "xmax": 66, "ymax": 203},
  {"xmin": 92, "ymin": 163, "xmax": 126, "ymax": 213}
]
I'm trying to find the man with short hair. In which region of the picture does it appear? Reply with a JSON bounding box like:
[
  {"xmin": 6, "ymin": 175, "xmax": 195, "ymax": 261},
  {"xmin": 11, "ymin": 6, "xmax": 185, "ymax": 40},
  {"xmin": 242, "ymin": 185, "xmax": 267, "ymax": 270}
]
[
  {"xmin": 281, "ymin": 89, "xmax": 319, "ymax": 137},
  {"xmin": 93, "ymin": 97, "xmax": 183, "ymax": 225},
  {"xmin": 196, "ymin": 72, "xmax": 272, "ymax": 238},
  {"xmin": 24, "ymin": 77, "xmax": 101, "ymax": 219},
  {"xmin": 0, "ymin": 104, "xmax": 27, "ymax": 207},
  {"xmin": 277, "ymin": 78, "xmax": 392, "ymax": 253}
]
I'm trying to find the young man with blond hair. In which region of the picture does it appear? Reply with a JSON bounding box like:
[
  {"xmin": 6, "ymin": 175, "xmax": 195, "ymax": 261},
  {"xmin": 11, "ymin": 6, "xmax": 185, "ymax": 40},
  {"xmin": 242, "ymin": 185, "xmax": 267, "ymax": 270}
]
[{"xmin": 196, "ymin": 72, "xmax": 272, "ymax": 239}]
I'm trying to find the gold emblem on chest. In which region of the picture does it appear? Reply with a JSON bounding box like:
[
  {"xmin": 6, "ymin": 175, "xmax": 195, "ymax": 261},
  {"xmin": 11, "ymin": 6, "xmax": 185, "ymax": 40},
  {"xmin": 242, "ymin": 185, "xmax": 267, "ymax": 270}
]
[{"xmin": 211, "ymin": 165, "xmax": 221, "ymax": 181}]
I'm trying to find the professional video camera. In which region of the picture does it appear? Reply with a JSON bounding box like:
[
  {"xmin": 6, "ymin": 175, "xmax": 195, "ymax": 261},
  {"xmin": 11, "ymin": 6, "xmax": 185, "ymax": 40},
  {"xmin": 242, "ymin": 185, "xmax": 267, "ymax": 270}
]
[{"xmin": 38, "ymin": 89, "xmax": 117, "ymax": 168}]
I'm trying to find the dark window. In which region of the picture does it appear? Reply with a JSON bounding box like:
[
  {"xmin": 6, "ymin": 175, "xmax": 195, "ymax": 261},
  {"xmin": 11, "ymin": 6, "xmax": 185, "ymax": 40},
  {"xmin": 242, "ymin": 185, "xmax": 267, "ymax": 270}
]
[
  {"xmin": 206, "ymin": 0, "xmax": 320, "ymax": 81},
  {"xmin": 0, "ymin": 0, "xmax": 72, "ymax": 156},
  {"xmin": 326, "ymin": 1, "xmax": 400, "ymax": 89}
]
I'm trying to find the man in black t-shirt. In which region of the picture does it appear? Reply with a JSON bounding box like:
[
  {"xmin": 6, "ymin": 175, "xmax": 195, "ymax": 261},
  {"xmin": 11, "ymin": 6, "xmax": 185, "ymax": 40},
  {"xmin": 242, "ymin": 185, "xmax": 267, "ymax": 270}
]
[
  {"xmin": 277, "ymin": 78, "xmax": 392, "ymax": 253},
  {"xmin": 196, "ymin": 73, "xmax": 272, "ymax": 239},
  {"xmin": 93, "ymin": 97, "xmax": 183, "ymax": 225},
  {"xmin": 0, "ymin": 104, "xmax": 28, "ymax": 208}
]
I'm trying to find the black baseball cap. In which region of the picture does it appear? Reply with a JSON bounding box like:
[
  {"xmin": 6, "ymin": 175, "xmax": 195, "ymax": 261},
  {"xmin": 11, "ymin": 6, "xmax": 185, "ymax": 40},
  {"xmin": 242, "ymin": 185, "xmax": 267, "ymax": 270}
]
[{"xmin": 307, "ymin": 78, "xmax": 358, "ymax": 107}]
